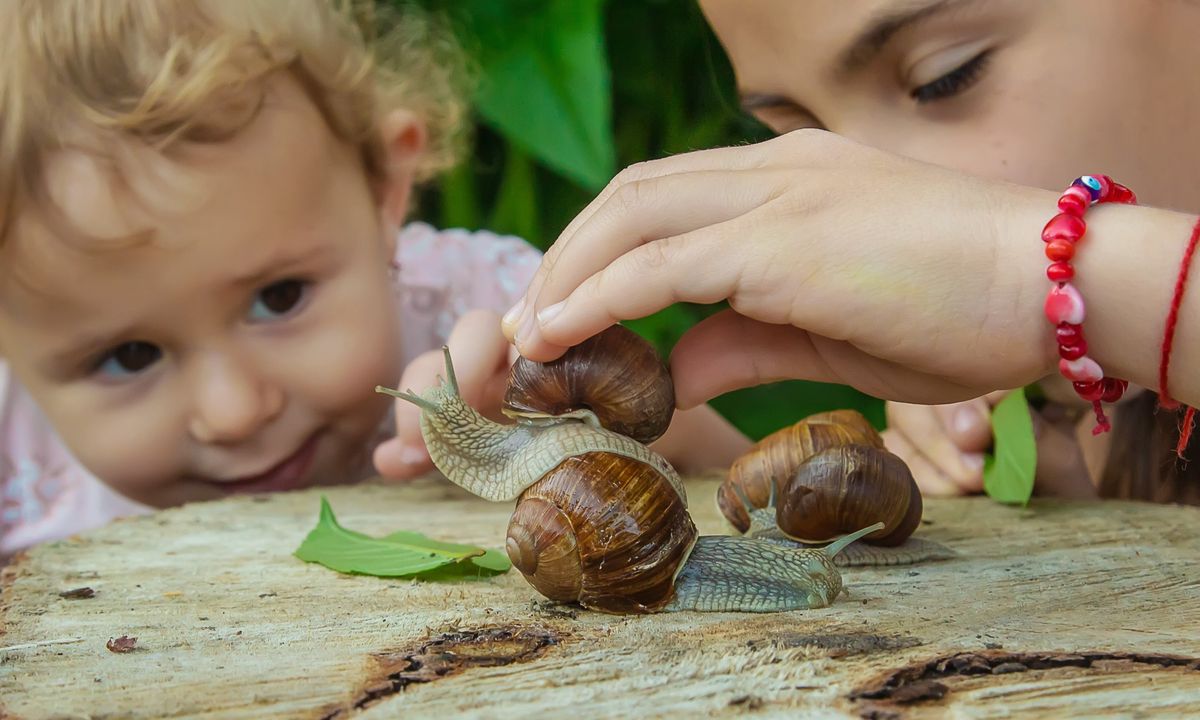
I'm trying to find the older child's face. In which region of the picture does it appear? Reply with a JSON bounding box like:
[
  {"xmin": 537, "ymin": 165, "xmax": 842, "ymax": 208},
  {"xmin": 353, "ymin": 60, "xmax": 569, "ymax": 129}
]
[
  {"xmin": 0, "ymin": 77, "xmax": 413, "ymax": 507},
  {"xmin": 701, "ymin": 0, "xmax": 1200, "ymax": 210}
]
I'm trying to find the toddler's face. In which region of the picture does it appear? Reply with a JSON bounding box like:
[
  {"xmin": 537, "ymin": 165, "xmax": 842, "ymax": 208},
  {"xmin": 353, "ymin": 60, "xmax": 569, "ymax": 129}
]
[
  {"xmin": 0, "ymin": 77, "xmax": 410, "ymax": 507},
  {"xmin": 701, "ymin": 0, "xmax": 1200, "ymax": 209}
]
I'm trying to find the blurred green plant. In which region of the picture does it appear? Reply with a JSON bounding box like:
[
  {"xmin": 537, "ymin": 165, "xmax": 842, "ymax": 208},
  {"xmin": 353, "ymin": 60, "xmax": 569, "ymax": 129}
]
[
  {"xmin": 982, "ymin": 389, "xmax": 1037, "ymax": 505},
  {"xmin": 402, "ymin": 0, "xmax": 885, "ymax": 438}
]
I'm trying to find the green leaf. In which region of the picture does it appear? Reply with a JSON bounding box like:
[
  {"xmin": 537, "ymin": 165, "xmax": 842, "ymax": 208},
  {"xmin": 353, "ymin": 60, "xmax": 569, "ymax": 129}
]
[
  {"xmin": 982, "ymin": 388, "xmax": 1038, "ymax": 505},
  {"xmin": 622, "ymin": 304, "xmax": 699, "ymax": 356},
  {"xmin": 488, "ymin": 142, "xmax": 540, "ymax": 241},
  {"xmin": 294, "ymin": 497, "xmax": 510, "ymax": 578},
  {"xmin": 435, "ymin": 159, "xmax": 482, "ymax": 231},
  {"xmin": 454, "ymin": 0, "xmax": 614, "ymax": 190},
  {"xmin": 379, "ymin": 530, "xmax": 512, "ymax": 575},
  {"xmin": 404, "ymin": 548, "xmax": 514, "ymax": 582}
]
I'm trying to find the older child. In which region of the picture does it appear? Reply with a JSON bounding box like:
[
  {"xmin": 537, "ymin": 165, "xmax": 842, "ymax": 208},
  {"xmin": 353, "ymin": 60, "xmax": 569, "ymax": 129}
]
[
  {"xmin": 505, "ymin": 0, "xmax": 1200, "ymax": 504},
  {"xmin": 0, "ymin": 0, "xmax": 749, "ymax": 556}
]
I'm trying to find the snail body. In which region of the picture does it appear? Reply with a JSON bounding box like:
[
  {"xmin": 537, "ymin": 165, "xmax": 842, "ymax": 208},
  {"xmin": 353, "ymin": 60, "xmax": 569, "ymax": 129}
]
[
  {"xmin": 377, "ymin": 325, "xmax": 877, "ymax": 614},
  {"xmin": 667, "ymin": 526, "xmax": 877, "ymax": 612},
  {"xmin": 719, "ymin": 412, "xmax": 955, "ymax": 566}
]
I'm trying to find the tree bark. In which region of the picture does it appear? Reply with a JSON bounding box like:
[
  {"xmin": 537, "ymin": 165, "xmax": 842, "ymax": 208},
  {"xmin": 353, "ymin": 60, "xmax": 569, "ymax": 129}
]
[{"xmin": 2, "ymin": 474, "xmax": 1198, "ymax": 718}]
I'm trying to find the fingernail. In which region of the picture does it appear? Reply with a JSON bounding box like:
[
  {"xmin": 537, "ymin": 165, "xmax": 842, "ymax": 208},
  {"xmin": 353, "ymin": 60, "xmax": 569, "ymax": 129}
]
[
  {"xmin": 962, "ymin": 453, "xmax": 984, "ymax": 472},
  {"xmin": 537, "ymin": 301, "xmax": 565, "ymax": 328},
  {"xmin": 400, "ymin": 444, "xmax": 429, "ymax": 466},
  {"xmin": 501, "ymin": 298, "xmax": 525, "ymax": 329},
  {"xmin": 955, "ymin": 406, "xmax": 984, "ymax": 435}
]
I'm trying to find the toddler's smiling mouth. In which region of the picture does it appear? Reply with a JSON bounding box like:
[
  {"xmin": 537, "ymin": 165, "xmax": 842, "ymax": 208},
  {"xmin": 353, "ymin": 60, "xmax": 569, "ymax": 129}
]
[{"xmin": 207, "ymin": 432, "xmax": 323, "ymax": 495}]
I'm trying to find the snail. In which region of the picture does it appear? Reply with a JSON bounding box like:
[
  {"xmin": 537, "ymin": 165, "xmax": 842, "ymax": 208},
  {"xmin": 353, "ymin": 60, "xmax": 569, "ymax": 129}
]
[
  {"xmin": 376, "ymin": 325, "xmax": 881, "ymax": 614},
  {"xmin": 718, "ymin": 412, "xmax": 956, "ymax": 566}
]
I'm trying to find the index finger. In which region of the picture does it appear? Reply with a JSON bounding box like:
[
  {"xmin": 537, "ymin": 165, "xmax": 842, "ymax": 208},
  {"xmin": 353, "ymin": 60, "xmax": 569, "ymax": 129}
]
[
  {"xmin": 502, "ymin": 143, "xmax": 776, "ymax": 342},
  {"xmin": 516, "ymin": 224, "xmax": 743, "ymax": 360},
  {"xmin": 530, "ymin": 168, "xmax": 781, "ymax": 331}
]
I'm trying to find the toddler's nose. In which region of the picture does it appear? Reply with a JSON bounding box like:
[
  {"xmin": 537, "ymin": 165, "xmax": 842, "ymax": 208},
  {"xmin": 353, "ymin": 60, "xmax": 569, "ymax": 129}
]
[{"xmin": 187, "ymin": 352, "xmax": 284, "ymax": 444}]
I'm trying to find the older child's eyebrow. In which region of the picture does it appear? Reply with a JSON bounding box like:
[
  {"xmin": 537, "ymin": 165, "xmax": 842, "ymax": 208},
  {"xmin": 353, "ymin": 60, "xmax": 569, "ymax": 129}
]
[{"xmin": 835, "ymin": 0, "xmax": 980, "ymax": 78}]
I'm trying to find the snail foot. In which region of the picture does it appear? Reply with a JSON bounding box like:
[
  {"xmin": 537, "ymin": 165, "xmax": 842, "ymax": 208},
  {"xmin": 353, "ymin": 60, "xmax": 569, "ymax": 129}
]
[{"xmin": 788, "ymin": 536, "xmax": 958, "ymax": 567}]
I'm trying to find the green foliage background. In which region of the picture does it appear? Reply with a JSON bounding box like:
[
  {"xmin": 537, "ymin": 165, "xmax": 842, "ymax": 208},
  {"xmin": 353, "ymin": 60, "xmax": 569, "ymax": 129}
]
[{"xmin": 402, "ymin": 0, "xmax": 885, "ymax": 439}]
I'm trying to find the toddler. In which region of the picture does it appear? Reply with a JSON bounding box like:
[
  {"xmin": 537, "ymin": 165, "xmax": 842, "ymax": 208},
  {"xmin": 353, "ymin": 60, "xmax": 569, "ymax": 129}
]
[{"xmin": 0, "ymin": 0, "xmax": 749, "ymax": 557}]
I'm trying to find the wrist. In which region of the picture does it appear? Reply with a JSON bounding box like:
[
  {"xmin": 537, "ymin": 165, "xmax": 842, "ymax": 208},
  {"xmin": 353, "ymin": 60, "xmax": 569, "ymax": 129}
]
[
  {"xmin": 1073, "ymin": 203, "xmax": 1197, "ymax": 390},
  {"xmin": 990, "ymin": 183, "xmax": 1066, "ymax": 383},
  {"xmin": 999, "ymin": 173, "xmax": 1200, "ymax": 434}
]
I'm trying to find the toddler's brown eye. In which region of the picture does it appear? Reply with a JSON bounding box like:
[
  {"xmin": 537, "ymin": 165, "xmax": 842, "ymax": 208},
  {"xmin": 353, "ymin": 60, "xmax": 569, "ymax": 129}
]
[
  {"xmin": 251, "ymin": 279, "xmax": 308, "ymax": 319},
  {"xmin": 96, "ymin": 341, "xmax": 162, "ymax": 377}
]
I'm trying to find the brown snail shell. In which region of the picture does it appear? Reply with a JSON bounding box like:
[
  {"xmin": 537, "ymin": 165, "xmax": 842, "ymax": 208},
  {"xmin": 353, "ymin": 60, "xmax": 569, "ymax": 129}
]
[
  {"xmin": 776, "ymin": 444, "xmax": 921, "ymax": 546},
  {"xmin": 504, "ymin": 324, "xmax": 675, "ymax": 445},
  {"xmin": 505, "ymin": 451, "xmax": 697, "ymax": 613},
  {"xmin": 718, "ymin": 410, "xmax": 883, "ymax": 533}
]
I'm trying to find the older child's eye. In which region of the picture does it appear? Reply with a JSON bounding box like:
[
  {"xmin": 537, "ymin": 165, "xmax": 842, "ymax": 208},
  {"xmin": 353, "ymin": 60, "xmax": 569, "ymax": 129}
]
[
  {"xmin": 910, "ymin": 50, "xmax": 991, "ymax": 104},
  {"xmin": 95, "ymin": 341, "xmax": 162, "ymax": 377},
  {"xmin": 249, "ymin": 279, "xmax": 309, "ymax": 321}
]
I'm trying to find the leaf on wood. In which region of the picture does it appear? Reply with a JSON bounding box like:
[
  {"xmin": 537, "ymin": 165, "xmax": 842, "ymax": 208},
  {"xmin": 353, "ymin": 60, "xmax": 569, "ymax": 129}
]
[
  {"xmin": 982, "ymin": 387, "xmax": 1038, "ymax": 506},
  {"xmin": 106, "ymin": 636, "xmax": 137, "ymax": 653},
  {"xmin": 293, "ymin": 497, "xmax": 511, "ymax": 579}
]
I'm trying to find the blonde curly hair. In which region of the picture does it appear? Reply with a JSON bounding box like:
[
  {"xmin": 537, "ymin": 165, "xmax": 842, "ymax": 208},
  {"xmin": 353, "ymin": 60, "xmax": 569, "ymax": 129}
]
[{"xmin": 0, "ymin": 0, "xmax": 467, "ymax": 242}]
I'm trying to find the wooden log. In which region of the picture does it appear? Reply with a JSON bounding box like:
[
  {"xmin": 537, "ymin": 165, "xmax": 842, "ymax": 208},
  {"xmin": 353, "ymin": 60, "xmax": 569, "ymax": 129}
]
[{"xmin": 2, "ymin": 475, "xmax": 1198, "ymax": 718}]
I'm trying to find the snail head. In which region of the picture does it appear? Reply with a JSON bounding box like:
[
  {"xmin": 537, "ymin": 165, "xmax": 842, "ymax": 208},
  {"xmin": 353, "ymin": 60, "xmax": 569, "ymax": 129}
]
[{"xmin": 375, "ymin": 347, "xmax": 476, "ymax": 435}]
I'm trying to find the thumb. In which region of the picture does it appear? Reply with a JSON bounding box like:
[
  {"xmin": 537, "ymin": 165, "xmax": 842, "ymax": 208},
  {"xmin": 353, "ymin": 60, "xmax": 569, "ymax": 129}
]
[
  {"xmin": 373, "ymin": 436, "xmax": 433, "ymax": 482},
  {"xmin": 669, "ymin": 309, "xmax": 977, "ymax": 407},
  {"xmin": 373, "ymin": 348, "xmax": 446, "ymax": 481},
  {"xmin": 1029, "ymin": 410, "xmax": 1099, "ymax": 500},
  {"xmin": 935, "ymin": 397, "xmax": 994, "ymax": 454},
  {"xmin": 669, "ymin": 310, "xmax": 837, "ymax": 409}
]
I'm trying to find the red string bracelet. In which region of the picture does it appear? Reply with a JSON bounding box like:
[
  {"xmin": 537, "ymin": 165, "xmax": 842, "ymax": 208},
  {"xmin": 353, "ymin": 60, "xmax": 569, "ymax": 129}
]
[
  {"xmin": 1042, "ymin": 175, "xmax": 1136, "ymax": 435},
  {"xmin": 1157, "ymin": 216, "xmax": 1200, "ymax": 456}
]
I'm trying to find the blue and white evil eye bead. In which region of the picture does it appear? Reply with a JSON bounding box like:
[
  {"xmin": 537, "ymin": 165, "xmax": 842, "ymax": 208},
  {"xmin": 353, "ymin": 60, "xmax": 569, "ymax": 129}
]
[{"xmin": 1074, "ymin": 175, "xmax": 1103, "ymax": 201}]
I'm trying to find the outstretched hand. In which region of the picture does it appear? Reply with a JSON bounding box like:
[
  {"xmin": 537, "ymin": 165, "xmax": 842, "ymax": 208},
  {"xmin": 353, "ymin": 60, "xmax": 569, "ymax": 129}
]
[
  {"xmin": 502, "ymin": 130, "xmax": 1059, "ymax": 408},
  {"xmin": 374, "ymin": 309, "xmax": 514, "ymax": 481},
  {"xmin": 884, "ymin": 391, "xmax": 1098, "ymax": 500}
]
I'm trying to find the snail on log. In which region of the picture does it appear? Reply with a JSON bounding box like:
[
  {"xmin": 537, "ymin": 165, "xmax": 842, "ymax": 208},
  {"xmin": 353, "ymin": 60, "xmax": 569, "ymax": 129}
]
[
  {"xmin": 376, "ymin": 325, "xmax": 882, "ymax": 614},
  {"xmin": 718, "ymin": 412, "xmax": 957, "ymax": 566}
]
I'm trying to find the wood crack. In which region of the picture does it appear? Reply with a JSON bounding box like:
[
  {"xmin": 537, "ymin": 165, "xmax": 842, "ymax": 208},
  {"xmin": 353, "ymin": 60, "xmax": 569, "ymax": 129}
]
[
  {"xmin": 850, "ymin": 649, "xmax": 1200, "ymax": 711},
  {"xmin": 320, "ymin": 626, "xmax": 560, "ymax": 719}
]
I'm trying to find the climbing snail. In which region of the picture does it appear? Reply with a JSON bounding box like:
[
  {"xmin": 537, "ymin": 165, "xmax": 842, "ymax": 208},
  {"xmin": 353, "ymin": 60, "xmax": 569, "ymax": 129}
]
[
  {"xmin": 718, "ymin": 411, "xmax": 956, "ymax": 566},
  {"xmin": 376, "ymin": 325, "xmax": 882, "ymax": 614}
]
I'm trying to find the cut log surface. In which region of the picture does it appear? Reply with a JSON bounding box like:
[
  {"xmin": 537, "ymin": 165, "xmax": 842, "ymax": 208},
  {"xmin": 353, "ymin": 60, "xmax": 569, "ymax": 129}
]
[{"xmin": 2, "ymin": 475, "xmax": 1198, "ymax": 719}]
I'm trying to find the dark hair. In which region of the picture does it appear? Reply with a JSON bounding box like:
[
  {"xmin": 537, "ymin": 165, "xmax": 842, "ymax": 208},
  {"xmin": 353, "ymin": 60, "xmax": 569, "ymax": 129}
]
[{"xmin": 1100, "ymin": 390, "xmax": 1200, "ymax": 504}]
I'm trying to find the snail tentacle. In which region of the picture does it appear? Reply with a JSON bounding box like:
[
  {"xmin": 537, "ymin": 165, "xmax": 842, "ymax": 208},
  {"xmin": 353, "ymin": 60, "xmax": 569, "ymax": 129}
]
[{"xmin": 375, "ymin": 385, "xmax": 436, "ymax": 413}]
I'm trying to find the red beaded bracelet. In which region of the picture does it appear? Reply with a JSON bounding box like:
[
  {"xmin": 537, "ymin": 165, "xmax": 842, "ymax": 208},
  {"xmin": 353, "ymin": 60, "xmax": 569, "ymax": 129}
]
[{"xmin": 1042, "ymin": 174, "xmax": 1137, "ymax": 435}]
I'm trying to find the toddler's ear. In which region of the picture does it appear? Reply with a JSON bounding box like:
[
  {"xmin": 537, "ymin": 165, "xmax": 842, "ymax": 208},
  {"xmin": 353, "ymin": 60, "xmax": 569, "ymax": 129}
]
[{"xmin": 377, "ymin": 109, "xmax": 427, "ymax": 228}]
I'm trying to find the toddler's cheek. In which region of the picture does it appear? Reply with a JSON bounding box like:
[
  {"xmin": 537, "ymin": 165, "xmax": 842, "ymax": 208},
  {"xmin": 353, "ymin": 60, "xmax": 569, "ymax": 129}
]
[
  {"xmin": 299, "ymin": 321, "xmax": 401, "ymax": 418},
  {"xmin": 66, "ymin": 423, "xmax": 192, "ymax": 507}
]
